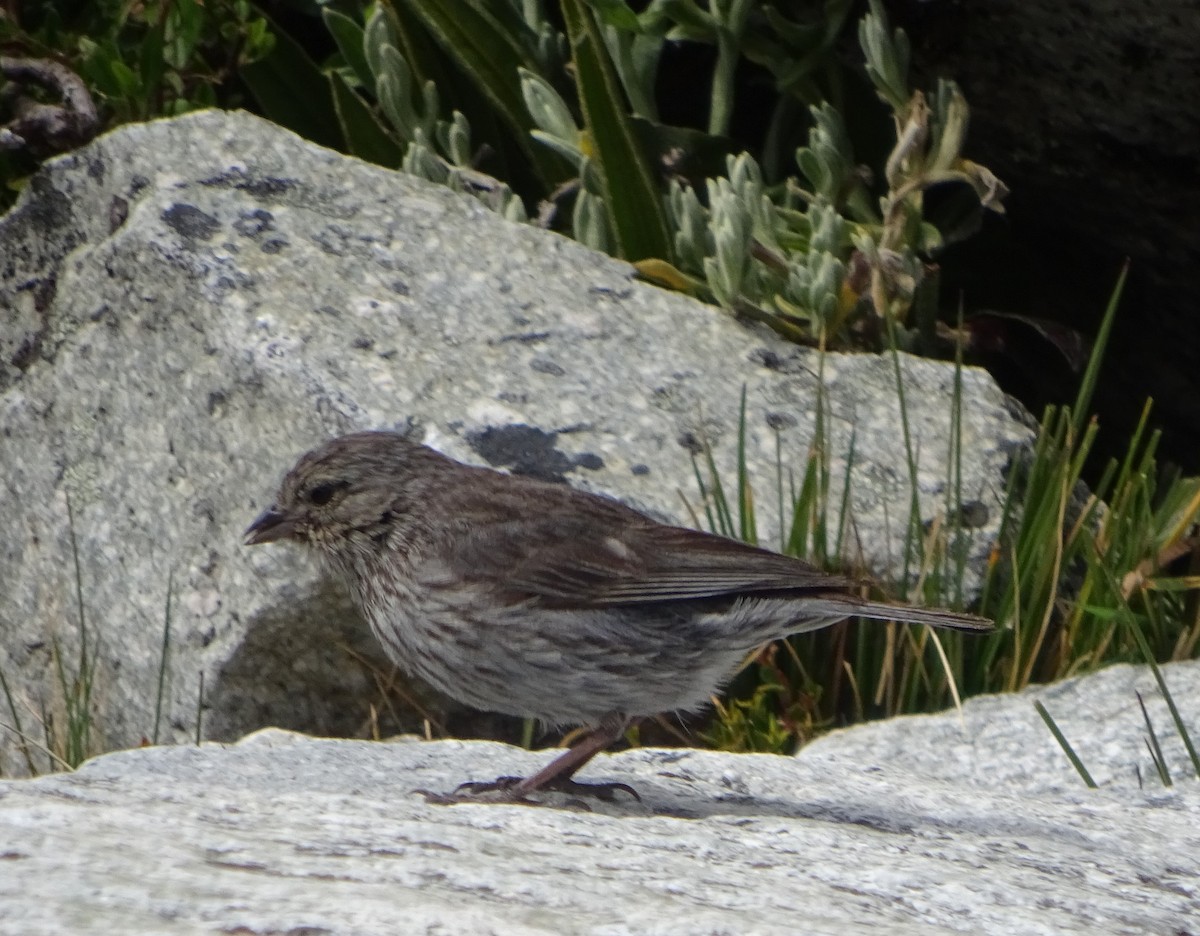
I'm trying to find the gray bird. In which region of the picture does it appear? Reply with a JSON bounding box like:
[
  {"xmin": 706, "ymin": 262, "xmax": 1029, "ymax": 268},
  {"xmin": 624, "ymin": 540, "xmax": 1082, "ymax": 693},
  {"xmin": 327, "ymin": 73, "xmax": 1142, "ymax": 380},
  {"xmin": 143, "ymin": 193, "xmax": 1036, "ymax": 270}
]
[{"xmin": 246, "ymin": 431, "xmax": 992, "ymax": 802}]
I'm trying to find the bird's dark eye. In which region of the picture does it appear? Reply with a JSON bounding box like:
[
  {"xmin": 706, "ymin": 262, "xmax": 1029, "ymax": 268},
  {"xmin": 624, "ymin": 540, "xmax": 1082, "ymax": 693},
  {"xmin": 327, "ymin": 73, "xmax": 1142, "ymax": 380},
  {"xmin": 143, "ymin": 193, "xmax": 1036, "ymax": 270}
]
[{"xmin": 307, "ymin": 480, "xmax": 346, "ymax": 506}]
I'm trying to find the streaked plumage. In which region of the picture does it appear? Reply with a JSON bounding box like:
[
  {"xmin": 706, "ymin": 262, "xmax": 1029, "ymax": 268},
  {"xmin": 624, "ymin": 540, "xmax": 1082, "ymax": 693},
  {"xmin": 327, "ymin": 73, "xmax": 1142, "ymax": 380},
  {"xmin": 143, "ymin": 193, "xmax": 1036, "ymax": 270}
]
[{"xmin": 247, "ymin": 431, "xmax": 992, "ymax": 801}]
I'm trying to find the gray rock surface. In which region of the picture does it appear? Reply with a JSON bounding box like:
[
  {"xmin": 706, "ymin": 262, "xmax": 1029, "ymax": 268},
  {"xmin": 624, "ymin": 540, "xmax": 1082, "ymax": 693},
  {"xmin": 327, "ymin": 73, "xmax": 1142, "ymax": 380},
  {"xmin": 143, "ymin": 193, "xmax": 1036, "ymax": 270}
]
[
  {"xmin": 805, "ymin": 658, "xmax": 1200, "ymax": 794},
  {"xmin": 0, "ymin": 110, "xmax": 1030, "ymax": 776},
  {"xmin": 1, "ymin": 661, "xmax": 1197, "ymax": 935}
]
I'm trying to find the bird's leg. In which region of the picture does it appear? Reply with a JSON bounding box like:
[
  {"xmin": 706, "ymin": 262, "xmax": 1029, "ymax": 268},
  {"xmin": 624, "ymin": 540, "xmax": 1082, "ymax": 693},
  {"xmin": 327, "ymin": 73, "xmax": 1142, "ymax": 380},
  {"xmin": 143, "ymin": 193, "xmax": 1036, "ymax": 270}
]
[
  {"xmin": 507, "ymin": 715, "xmax": 638, "ymax": 801},
  {"xmin": 420, "ymin": 714, "xmax": 639, "ymax": 805}
]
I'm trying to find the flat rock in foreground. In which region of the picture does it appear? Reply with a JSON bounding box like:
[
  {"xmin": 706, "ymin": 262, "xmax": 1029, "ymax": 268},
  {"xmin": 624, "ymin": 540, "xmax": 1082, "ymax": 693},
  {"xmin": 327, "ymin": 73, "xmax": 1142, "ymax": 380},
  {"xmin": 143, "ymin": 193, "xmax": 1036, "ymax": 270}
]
[{"xmin": 1, "ymin": 661, "xmax": 1197, "ymax": 935}]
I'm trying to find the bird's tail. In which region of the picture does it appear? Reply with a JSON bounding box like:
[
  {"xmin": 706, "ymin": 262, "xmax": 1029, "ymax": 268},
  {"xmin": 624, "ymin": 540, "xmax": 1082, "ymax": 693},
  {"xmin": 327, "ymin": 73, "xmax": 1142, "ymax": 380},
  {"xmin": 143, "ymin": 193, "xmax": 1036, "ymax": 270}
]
[
  {"xmin": 848, "ymin": 598, "xmax": 994, "ymax": 633},
  {"xmin": 781, "ymin": 595, "xmax": 994, "ymax": 634}
]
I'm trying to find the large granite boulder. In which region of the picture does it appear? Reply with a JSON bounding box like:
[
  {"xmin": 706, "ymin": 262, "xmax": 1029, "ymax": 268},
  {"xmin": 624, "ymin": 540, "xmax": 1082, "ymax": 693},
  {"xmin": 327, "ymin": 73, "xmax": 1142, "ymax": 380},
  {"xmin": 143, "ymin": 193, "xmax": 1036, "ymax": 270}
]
[{"xmin": 0, "ymin": 110, "xmax": 1030, "ymax": 777}]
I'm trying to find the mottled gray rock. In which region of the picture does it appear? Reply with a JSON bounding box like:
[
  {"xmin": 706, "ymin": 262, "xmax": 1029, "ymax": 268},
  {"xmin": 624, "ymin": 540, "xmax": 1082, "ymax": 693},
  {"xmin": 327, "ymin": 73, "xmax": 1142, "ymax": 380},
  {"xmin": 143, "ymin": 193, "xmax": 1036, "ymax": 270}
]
[
  {"xmin": 0, "ymin": 110, "xmax": 1030, "ymax": 777},
  {"xmin": 805, "ymin": 658, "xmax": 1200, "ymax": 794},
  {"xmin": 1, "ymin": 661, "xmax": 1197, "ymax": 935}
]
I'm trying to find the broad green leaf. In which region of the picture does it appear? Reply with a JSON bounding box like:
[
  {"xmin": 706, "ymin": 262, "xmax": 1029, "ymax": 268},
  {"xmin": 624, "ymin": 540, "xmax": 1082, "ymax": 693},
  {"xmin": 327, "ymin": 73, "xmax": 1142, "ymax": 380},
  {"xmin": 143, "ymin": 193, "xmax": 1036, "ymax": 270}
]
[
  {"xmin": 561, "ymin": 0, "xmax": 672, "ymax": 262},
  {"xmin": 323, "ymin": 8, "xmax": 373, "ymax": 93},
  {"xmin": 109, "ymin": 59, "xmax": 140, "ymax": 99},
  {"xmin": 167, "ymin": 0, "xmax": 204, "ymax": 69},
  {"xmin": 629, "ymin": 116, "xmax": 737, "ymax": 185},
  {"xmin": 584, "ymin": 0, "xmax": 642, "ymax": 32},
  {"xmin": 520, "ymin": 68, "xmax": 580, "ymax": 145},
  {"xmin": 329, "ymin": 71, "xmax": 406, "ymax": 167}
]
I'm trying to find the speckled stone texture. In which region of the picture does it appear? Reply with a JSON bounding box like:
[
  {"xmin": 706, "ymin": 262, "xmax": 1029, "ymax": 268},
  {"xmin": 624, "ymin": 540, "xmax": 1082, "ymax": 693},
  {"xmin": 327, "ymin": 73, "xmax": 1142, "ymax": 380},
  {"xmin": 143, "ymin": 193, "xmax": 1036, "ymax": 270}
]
[
  {"xmin": 0, "ymin": 110, "xmax": 1030, "ymax": 777},
  {"xmin": 1, "ymin": 661, "xmax": 1197, "ymax": 935}
]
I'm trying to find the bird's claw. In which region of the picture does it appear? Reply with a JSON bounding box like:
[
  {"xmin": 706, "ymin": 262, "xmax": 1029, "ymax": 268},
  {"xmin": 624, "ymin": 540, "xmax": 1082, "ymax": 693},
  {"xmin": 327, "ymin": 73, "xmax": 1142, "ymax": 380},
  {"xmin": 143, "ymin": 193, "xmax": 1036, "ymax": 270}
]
[
  {"xmin": 548, "ymin": 778, "xmax": 641, "ymax": 802},
  {"xmin": 414, "ymin": 775, "xmax": 641, "ymax": 806},
  {"xmin": 454, "ymin": 776, "xmax": 525, "ymax": 795}
]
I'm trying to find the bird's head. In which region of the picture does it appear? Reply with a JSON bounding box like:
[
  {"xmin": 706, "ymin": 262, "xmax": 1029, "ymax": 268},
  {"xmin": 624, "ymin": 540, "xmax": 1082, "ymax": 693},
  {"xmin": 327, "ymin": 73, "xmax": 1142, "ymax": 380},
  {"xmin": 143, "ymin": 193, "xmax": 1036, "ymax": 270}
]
[{"xmin": 244, "ymin": 431, "xmax": 430, "ymax": 554}]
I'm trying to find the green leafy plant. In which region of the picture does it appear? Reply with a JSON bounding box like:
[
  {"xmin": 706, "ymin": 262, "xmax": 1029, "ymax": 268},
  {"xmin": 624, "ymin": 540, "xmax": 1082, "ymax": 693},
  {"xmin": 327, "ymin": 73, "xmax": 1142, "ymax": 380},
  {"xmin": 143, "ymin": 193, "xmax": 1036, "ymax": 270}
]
[
  {"xmin": 303, "ymin": 1, "xmax": 1002, "ymax": 351},
  {"xmin": 4, "ymin": 2, "xmax": 1004, "ymax": 352},
  {"xmin": 706, "ymin": 654, "xmax": 820, "ymax": 755}
]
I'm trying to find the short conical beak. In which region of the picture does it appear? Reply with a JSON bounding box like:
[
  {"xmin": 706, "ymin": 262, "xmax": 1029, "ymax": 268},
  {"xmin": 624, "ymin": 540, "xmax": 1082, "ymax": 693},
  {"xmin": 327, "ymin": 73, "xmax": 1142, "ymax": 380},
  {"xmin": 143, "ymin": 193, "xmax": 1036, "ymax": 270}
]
[{"xmin": 244, "ymin": 506, "xmax": 297, "ymax": 545}]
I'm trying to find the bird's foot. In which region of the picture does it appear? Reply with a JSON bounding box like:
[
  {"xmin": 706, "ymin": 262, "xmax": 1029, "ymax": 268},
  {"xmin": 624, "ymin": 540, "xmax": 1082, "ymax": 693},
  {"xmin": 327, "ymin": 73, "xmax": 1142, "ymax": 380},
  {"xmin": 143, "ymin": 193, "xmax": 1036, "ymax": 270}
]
[
  {"xmin": 415, "ymin": 775, "xmax": 641, "ymax": 806},
  {"xmin": 413, "ymin": 776, "xmax": 530, "ymax": 806},
  {"xmin": 540, "ymin": 778, "xmax": 641, "ymax": 802}
]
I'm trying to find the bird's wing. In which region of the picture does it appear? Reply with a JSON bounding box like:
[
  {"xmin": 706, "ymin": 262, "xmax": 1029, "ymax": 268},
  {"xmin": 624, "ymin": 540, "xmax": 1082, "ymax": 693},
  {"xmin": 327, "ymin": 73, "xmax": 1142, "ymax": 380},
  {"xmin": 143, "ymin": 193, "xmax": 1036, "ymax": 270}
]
[{"xmin": 441, "ymin": 482, "xmax": 851, "ymax": 608}]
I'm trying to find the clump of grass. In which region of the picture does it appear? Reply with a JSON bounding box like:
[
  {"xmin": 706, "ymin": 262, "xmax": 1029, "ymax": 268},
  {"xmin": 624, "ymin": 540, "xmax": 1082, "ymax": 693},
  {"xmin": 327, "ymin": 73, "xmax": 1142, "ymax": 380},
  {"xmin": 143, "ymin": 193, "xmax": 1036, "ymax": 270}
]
[
  {"xmin": 0, "ymin": 494, "xmax": 181, "ymax": 777},
  {"xmin": 0, "ymin": 492, "xmax": 100, "ymax": 775},
  {"xmin": 49, "ymin": 491, "xmax": 101, "ymax": 770},
  {"xmin": 978, "ymin": 263, "xmax": 1200, "ymax": 692},
  {"xmin": 698, "ymin": 264, "xmax": 1200, "ymax": 754},
  {"xmin": 688, "ymin": 356, "xmax": 991, "ymax": 752}
]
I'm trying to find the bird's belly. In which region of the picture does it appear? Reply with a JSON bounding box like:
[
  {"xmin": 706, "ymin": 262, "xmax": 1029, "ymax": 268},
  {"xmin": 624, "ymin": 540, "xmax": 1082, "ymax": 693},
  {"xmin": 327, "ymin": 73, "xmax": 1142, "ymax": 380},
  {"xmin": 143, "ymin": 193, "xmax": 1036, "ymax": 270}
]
[{"xmin": 365, "ymin": 597, "xmax": 752, "ymax": 727}]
